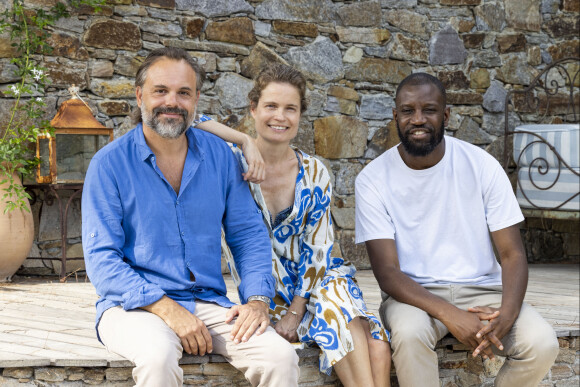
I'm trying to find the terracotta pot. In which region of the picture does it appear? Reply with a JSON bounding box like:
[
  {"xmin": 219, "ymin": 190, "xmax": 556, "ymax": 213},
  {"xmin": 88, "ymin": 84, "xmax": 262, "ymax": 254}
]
[{"xmin": 0, "ymin": 172, "xmax": 34, "ymax": 282}]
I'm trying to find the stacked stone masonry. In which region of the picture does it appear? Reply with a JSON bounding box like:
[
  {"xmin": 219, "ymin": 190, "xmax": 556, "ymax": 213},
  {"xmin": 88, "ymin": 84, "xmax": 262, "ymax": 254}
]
[
  {"xmin": 0, "ymin": 335, "xmax": 578, "ymax": 386},
  {"xmin": 0, "ymin": 0, "xmax": 577, "ymax": 274}
]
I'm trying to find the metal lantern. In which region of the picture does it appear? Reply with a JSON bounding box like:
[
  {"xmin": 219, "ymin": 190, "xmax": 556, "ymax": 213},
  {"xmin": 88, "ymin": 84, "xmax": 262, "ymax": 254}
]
[{"xmin": 36, "ymin": 92, "xmax": 113, "ymax": 184}]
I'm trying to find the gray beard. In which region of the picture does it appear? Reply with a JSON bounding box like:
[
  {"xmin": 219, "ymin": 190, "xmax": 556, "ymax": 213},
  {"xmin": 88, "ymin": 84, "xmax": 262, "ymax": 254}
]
[{"xmin": 142, "ymin": 106, "xmax": 196, "ymax": 139}]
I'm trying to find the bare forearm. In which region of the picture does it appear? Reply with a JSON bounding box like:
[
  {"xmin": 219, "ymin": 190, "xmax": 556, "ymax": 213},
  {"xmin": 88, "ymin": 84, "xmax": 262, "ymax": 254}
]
[
  {"xmin": 499, "ymin": 254, "xmax": 527, "ymax": 319},
  {"xmin": 492, "ymin": 225, "xmax": 528, "ymax": 321},
  {"xmin": 288, "ymin": 295, "xmax": 308, "ymax": 319},
  {"xmin": 196, "ymin": 119, "xmax": 248, "ymax": 145},
  {"xmin": 376, "ymin": 267, "xmax": 458, "ymax": 322},
  {"xmin": 141, "ymin": 295, "xmax": 179, "ymax": 320}
]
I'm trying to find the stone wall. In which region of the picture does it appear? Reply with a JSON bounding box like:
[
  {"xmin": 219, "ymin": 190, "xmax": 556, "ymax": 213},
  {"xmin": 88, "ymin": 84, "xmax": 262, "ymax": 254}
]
[
  {"xmin": 0, "ymin": 0, "xmax": 578, "ymax": 274},
  {"xmin": 0, "ymin": 335, "xmax": 577, "ymax": 386}
]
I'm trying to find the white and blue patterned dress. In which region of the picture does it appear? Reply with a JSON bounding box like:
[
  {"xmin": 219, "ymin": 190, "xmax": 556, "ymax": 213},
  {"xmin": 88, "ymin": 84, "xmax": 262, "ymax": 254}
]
[{"xmin": 222, "ymin": 146, "xmax": 390, "ymax": 374}]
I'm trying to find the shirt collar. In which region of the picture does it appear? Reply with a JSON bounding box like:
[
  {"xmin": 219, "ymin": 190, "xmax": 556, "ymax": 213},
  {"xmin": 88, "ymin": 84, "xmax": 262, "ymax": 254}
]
[{"xmin": 133, "ymin": 123, "xmax": 204, "ymax": 162}]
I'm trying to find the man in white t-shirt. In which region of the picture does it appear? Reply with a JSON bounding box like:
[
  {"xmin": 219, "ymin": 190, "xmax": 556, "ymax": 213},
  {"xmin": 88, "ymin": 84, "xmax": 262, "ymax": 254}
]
[{"xmin": 355, "ymin": 73, "xmax": 558, "ymax": 386}]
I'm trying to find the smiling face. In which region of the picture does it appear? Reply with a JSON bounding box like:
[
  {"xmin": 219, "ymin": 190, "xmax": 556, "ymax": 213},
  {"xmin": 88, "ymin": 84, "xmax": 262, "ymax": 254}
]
[
  {"xmin": 136, "ymin": 58, "xmax": 199, "ymax": 139},
  {"xmin": 393, "ymin": 82, "xmax": 449, "ymax": 157},
  {"xmin": 251, "ymin": 81, "xmax": 301, "ymax": 146}
]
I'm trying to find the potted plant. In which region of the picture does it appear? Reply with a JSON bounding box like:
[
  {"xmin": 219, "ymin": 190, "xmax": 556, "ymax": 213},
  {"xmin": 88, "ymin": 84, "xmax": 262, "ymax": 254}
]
[{"xmin": 0, "ymin": 0, "xmax": 103, "ymax": 281}]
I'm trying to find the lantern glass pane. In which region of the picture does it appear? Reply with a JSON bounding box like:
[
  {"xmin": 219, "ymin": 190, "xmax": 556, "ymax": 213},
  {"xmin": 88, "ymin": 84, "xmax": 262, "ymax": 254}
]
[
  {"xmin": 38, "ymin": 137, "xmax": 51, "ymax": 177},
  {"xmin": 55, "ymin": 134, "xmax": 110, "ymax": 183}
]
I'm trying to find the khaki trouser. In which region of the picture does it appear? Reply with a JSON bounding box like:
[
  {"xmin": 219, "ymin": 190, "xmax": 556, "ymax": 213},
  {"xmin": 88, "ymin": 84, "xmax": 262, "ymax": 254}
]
[
  {"xmin": 98, "ymin": 301, "xmax": 299, "ymax": 387},
  {"xmin": 380, "ymin": 285, "xmax": 559, "ymax": 387}
]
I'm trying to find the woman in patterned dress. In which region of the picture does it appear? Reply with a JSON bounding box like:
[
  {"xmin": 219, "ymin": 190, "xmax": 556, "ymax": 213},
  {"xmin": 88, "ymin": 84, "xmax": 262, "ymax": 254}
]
[{"xmin": 199, "ymin": 63, "xmax": 391, "ymax": 387}]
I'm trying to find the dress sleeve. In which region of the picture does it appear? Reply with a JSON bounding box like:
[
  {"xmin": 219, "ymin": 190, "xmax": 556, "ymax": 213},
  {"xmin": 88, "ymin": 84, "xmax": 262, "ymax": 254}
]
[{"xmin": 294, "ymin": 159, "xmax": 333, "ymax": 299}]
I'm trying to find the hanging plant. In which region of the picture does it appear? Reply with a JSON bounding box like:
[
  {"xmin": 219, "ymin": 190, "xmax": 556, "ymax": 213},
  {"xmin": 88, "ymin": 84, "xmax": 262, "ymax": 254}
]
[{"xmin": 0, "ymin": 0, "xmax": 104, "ymax": 213}]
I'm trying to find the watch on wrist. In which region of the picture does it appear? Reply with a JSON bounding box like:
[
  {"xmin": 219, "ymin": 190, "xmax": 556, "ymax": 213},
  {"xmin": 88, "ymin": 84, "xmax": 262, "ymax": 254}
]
[{"xmin": 247, "ymin": 295, "xmax": 270, "ymax": 305}]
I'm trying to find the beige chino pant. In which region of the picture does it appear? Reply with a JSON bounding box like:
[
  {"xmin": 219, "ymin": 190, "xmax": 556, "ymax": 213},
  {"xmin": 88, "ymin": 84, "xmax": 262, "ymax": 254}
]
[
  {"xmin": 98, "ymin": 301, "xmax": 299, "ymax": 387},
  {"xmin": 380, "ymin": 285, "xmax": 559, "ymax": 387}
]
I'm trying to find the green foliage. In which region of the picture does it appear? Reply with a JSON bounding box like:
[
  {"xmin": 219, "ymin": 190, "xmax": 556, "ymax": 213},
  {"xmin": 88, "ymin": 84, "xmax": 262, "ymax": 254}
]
[{"xmin": 0, "ymin": 0, "xmax": 104, "ymax": 213}]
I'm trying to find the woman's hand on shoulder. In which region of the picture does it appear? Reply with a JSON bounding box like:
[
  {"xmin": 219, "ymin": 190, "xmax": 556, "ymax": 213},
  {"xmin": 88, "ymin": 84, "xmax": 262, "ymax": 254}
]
[{"xmin": 241, "ymin": 135, "xmax": 266, "ymax": 184}]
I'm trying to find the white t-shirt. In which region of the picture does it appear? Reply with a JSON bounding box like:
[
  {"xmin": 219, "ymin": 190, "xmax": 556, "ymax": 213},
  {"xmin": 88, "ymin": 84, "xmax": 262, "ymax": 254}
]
[{"xmin": 355, "ymin": 136, "xmax": 524, "ymax": 286}]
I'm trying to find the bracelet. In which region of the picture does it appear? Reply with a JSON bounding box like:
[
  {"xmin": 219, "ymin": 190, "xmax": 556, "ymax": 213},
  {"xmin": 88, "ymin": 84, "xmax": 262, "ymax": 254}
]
[{"xmin": 248, "ymin": 295, "xmax": 270, "ymax": 305}]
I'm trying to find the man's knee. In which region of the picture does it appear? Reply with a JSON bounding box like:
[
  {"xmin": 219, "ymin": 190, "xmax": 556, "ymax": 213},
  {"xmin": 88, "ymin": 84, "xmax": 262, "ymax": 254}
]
[
  {"xmin": 387, "ymin": 312, "xmax": 437, "ymax": 350},
  {"xmin": 265, "ymin": 341, "xmax": 299, "ymax": 373},
  {"xmin": 516, "ymin": 323, "xmax": 559, "ymax": 364},
  {"xmin": 133, "ymin": 340, "xmax": 183, "ymax": 385}
]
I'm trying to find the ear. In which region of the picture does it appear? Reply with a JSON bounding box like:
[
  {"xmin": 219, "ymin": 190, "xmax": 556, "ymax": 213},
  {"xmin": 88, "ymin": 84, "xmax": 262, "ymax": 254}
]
[
  {"xmin": 443, "ymin": 106, "xmax": 450, "ymax": 127},
  {"xmin": 136, "ymin": 86, "xmax": 143, "ymax": 108},
  {"xmin": 392, "ymin": 107, "xmax": 398, "ymax": 122},
  {"xmin": 250, "ymin": 102, "xmax": 257, "ymax": 119}
]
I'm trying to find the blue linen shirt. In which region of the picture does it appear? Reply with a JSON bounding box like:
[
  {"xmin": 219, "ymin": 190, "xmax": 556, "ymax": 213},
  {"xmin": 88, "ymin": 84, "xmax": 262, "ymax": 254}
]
[{"xmin": 81, "ymin": 123, "xmax": 275, "ymax": 335}]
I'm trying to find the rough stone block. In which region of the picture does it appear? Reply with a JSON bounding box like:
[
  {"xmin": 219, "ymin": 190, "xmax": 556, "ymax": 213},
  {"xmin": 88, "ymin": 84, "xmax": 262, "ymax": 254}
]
[
  {"xmin": 82, "ymin": 368, "xmax": 105, "ymax": 383},
  {"xmin": 555, "ymin": 378, "xmax": 580, "ymax": 387},
  {"xmin": 314, "ymin": 116, "xmax": 368, "ymax": 159},
  {"xmin": 44, "ymin": 61, "xmax": 88, "ymax": 90},
  {"xmin": 483, "ymin": 356, "xmax": 505, "ymax": 377},
  {"xmin": 497, "ymin": 33, "xmax": 527, "ymax": 53},
  {"xmin": 206, "ymin": 17, "xmax": 256, "ymax": 46},
  {"xmin": 505, "ymin": 0, "xmax": 541, "ymax": 32},
  {"xmin": 470, "ymin": 68, "xmax": 490, "ymax": 89},
  {"xmin": 390, "ymin": 33, "xmax": 429, "ymax": 63},
  {"xmin": 254, "ymin": 0, "xmax": 336, "ymax": 23},
  {"xmin": 474, "ymin": 3, "xmax": 507, "ymax": 31},
  {"xmin": 556, "ymin": 348, "xmax": 577, "ymax": 364},
  {"xmin": 345, "ymin": 58, "xmax": 412, "ymax": 84},
  {"xmin": 327, "ymin": 86, "xmax": 359, "ymax": 101},
  {"xmin": 440, "ymin": 0, "xmax": 481, "ymax": 4},
  {"xmin": 47, "ymin": 32, "xmax": 89, "ymax": 60},
  {"xmin": 214, "ymin": 74, "xmax": 252, "ymax": 111},
  {"xmin": 285, "ymin": 37, "xmax": 344, "ymax": 84},
  {"xmin": 84, "ymin": 19, "xmax": 141, "ymax": 51},
  {"xmin": 98, "ymin": 101, "xmax": 131, "ymax": 117},
  {"xmin": 90, "ymin": 79, "xmax": 135, "ymax": 99},
  {"xmin": 272, "ymin": 21, "xmax": 318, "ymax": 37},
  {"xmin": 439, "ymin": 70, "xmax": 469, "ymax": 90},
  {"xmin": 429, "ymin": 25, "xmax": 467, "ymax": 65},
  {"xmin": 136, "ymin": 0, "xmax": 175, "ymax": 9},
  {"xmin": 183, "ymin": 17, "xmax": 204, "ymax": 39},
  {"xmin": 335, "ymin": 26, "xmax": 391, "ymax": 45},
  {"xmin": 462, "ymin": 32, "xmax": 486, "ymax": 49},
  {"xmin": 551, "ymin": 364, "xmax": 574, "ymax": 380},
  {"xmin": 339, "ymin": 229, "xmax": 370, "ymax": 269},
  {"xmin": 563, "ymin": 0, "xmax": 580, "ymax": 12},
  {"xmin": 447, "ymin": 92, "xmax": 484, "ymax": 105},
  {"xmin": 331, "ymin": 207, "xmax": 355, "ymax": 230},
  {"xmin": 35, "ymin": 368, "xmax": 66, "ymax": 382},
  {"xmin": 384, "ymin": 9, "xmax": 428, "ymax": 37},
  {"xmin": 2, "ymin": 368, "xmax": 33, "ymax": 379},
  {"xmin": 336, "ymin": 0, "xmax": 382, "ymax": 27}
]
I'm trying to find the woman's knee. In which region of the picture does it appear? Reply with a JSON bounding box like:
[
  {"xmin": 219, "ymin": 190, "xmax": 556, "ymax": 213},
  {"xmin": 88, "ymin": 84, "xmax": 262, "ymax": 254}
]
[{"xmin": 368, "ymin": 337, "xmax": 392, "ymax": 364}]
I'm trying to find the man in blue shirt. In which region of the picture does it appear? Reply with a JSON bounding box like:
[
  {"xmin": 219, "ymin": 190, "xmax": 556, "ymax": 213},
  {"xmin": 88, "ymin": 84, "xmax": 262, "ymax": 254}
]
[{"xmin": 82, "ymin": 47, "xmax": 299, "ymax": 386}]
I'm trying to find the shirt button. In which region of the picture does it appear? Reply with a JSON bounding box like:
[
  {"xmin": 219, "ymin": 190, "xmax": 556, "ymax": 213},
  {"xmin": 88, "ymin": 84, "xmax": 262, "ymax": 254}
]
[
  {"xmin": 176, "ymin": 200, "xmax": 179, "ymax": 205},
  {"xmin": 90, "ymin": 233, "xmax": 95, "ymax": 238},
  {"xmin": 181, "ymin": 232, "xmax": 185, "ymax": 236}
]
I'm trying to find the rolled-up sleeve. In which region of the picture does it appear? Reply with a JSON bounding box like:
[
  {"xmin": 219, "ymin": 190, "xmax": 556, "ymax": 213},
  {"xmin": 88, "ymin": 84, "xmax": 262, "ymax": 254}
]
[{"xmin": 82, "ymin": 154, "xmax": 166, "ymax": 311}]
